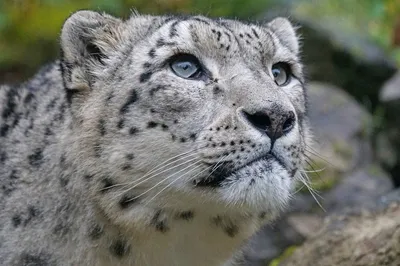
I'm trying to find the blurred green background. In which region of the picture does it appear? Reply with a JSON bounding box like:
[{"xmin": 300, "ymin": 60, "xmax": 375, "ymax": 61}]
[{"xmin": 0, "ymin": 0, "xmax": 399, "ymax": 82}]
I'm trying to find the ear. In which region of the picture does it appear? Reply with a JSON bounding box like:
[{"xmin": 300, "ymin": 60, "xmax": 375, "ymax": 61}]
[
  {"xmin": 60, "ymin": 10, "xmax": 123, "ymax": 94},
  {"xmin": 266, "ymin": 17, "xmax": 299, "ymax": 55}
]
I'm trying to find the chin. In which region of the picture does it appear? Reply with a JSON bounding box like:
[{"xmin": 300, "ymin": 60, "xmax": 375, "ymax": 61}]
[{"xmin": 200, "ymin": 157, "xmax": 295, "ymax": 215}]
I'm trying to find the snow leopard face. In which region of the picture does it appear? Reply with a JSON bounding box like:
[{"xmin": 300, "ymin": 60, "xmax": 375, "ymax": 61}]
[{"xmin": 60, "ymin": 11, "xmax": 310, "ymax": 220}]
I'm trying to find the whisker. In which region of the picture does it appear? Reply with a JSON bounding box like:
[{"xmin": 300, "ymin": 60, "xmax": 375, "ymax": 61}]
[
  {"xmin": 103, "ymin": 154, "xmax": 200, "ymax": 192},
  {"xmin": 299, "ymin": 173, "xmax": 325, "ymax": 212},
  {"xmin": 127, "ymin": 160, "xmax": 202, "ymax": 201},
  {"xmin": 300, "ymin": 167, "xmax": 326, "ymax": 173},
  {"xmin": 144, "ymin": 164, "xmax": 210, "ymax": 206}
]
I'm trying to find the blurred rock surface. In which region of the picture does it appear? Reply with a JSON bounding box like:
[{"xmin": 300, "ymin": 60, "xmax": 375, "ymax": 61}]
[{"xmin": 279, "ymin": 189, "xmax": 400, "ymax": 266}]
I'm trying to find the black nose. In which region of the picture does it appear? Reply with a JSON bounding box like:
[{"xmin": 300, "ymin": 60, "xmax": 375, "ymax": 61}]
[{"xmin": 242, "ymin": 109, "xmax": 296, "ymax": 141}]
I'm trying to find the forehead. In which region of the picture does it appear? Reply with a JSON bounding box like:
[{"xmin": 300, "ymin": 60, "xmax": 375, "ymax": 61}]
[{"xmin": 134, "ymin": 16, "xmax": 286, "ymax": 66}]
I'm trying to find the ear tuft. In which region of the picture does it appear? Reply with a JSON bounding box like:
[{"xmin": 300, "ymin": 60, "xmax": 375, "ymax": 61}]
[
  {"xmin": 267, "ymin": 17, "xmax": 299, "ymax": 55},
  {"xmin": 60, "ymin": 10, "xmax": 122, "ymax": 92}
]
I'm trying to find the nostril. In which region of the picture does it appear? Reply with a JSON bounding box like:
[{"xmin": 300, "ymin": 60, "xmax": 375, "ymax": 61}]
[
  {"xmin": 282, "ymin": 118, "xmax": 294, "ymax": 132},
  {"xmin": 282, "ymin": 112, "xmax": 295, "ymax": 133},
  {"xmin": 242, "ymin": 111, "xmax": 271, "ymax": 131}
]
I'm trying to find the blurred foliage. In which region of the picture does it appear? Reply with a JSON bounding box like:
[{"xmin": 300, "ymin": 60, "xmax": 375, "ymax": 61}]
[
  {"xmin": 0, "ymin": 0, "xmax": 399, "ymax": 81},
  {"xmin": 0, "ymin": 0, "xmax": 272, "ymax": 78},
  {"xmin": 295, "ymin": 0, "xmax": 400, "ymax": 66}
]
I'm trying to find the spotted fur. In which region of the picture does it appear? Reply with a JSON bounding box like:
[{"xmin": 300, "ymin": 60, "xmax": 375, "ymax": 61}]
[{"xmin": 0, "ymin": 10, "xmax": 311, "ymax": 266}]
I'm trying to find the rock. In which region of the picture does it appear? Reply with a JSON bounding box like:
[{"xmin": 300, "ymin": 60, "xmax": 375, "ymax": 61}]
[
  {"xmin": 379, "ymin": 71, "xmax": 400, "ymax": 187},
  {"xmin": 242, "ymin": 82, "xmax": 394, "ymax": 265},
  {"xmin": 278, "ymin": 189, "xmax": 400, "ymax": 266},
  {"xmin": 380, "ymin": 71, "xmax": 400, "ymax": 102}
]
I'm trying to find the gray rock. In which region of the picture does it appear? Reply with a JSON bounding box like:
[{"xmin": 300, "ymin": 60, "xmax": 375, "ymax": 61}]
[
  {"xmin": 379, "ymin": 71, "xmax": 400, "ymax": 186},
  {"xmin": 279, "ymin": 189, "xmax": 400, "ymax": 266}
]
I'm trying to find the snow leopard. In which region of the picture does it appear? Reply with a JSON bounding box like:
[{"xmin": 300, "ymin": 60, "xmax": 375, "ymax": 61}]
[{"xmin": 0, "ymin": 10, "xmax": 310, "ymax": 266}]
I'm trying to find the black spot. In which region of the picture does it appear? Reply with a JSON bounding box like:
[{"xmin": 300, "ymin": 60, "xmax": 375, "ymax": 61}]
[
  {"xmin": 0, "ymin": 151, "xmax": 7, "ymax": 163},
  {"xmin": 176, "ymin": 211, "xmax": 194, "ymax": 221},
  {"xmin": 169, "ymin": 20, "xmax": 180, "ymax": 37},
  {"xmin": 148, "ymin": 48, "xmax": 156, "ymax": 58},
  {"xmin": 224, "ymin": 224, "xmax": 239, "ymax": 237},
  {"xmin": 151, "ymin": 210, "xmax": 169, "ymax": 233},
  {"xmin": 213, "ymin": 86, "xmax": 221, "ymax": 94},
  {"xmin": 23, "ymin": 206, "xmax": 40, "ymax": 226},
  {"xmin": 46, "ymin": 97, "xmax": 58, "ymax": 112},
  {"xmin": 98, "ymin": 119, "xmax": 106, "ymax": 136},
  {"xmin": 10, "ymin": 170, "xmax": 18, "ymax": 179},
  {"xmin": 0, "ymin": 124, "xmax": 10, "ymax": 137},
  {"xmin": 239, "ymin": 33, "xmax": 244, "ymax": 38},
  {"xmin": 94, "ymin": 144, "xmax": 102, "ymax": 158},
  {"xmin": 180, "ymin": 137, "xmax": 186, "ymax": 143},
  {"xmin": 12, "ymin": 215, "xmax": 21, "ymax": 227},
  {"xmin": 84, "ymin": 174, "xmax": 93, "ymax": 180},
  {"xmin": 220, "ymin": 142, "xmax": 226, "ymax": 147},
  {"xmin": 19, "ymin": 252, "xmax": 50, "ymax": 266},
  {"xmin": 259, "ymin": 212, "xmax": 266, "ymax": 219},
  {"xmin": 110, "ymin": 240, "xmax": 130, "ymax": 258},
  {"xmin": 106, "ymin": 91, "xmax": 114, "ymax": 102},
  {"xmin": 149, "ymin": 85, "xmax": 166, "ymax": 97},
  {"xmin": 143, "ymin": 62, "xmax": 151, "ymax": 68},
  {"xmin": 121, "ymin": 164, "xmax": 131, "ymax": 171},
  {"xmin": 216, "ymin": 31, "xmax": 222, "ymax": 41},
  {"xmin": 161, "ymin": 124, "xmax": 169, "ymax": 131},
  {"xmin": 117, "ymin": 119, "xmax": 124, "ymax": 129},
  {"xmin": 119, "ymin": 195, "xmax": 138, "ymax": 209},
  {"xmin": 60, "ymin": 176, "xmax": 69, "ymax": 187},
  {"xmin": 24, "ymin": 92, "xmax": 35, "ymax": 104},
  {"xmin": 252, "ymin": 28, "xmax": 260, "ymax": 39},
  {"xmin": 120, "ymin": 89, "xmax": 138, "ymax": 114},
  {"xmin": 249, "ymin": 178, "xmax": 255, "ymax": 186},
  {"xmin": 28, "ymin": 148, "xmax": 43, "ymax": 167},
  {"xmin": 126, "ymin": 153, "xmax": 134, "ymax": 160},
  {"xmin": 44, "ymin": 127, "xmax": 53, "ymax": 136},
  {"xmin": 156, "ymin": 38, "xmax": 166, "ymax": 47},
  {"xmin": 189, "ymin": 133, "xmax": 196, "ymax": 140},
  {"xmin": 2, "ymin": 88, "xmax": 17, "ymax": 120},
  {"xmin": 171, "ymin": 134, "xmax": 176, "ymax": 141},
  {"xmin": 129, "ymin": 127, "xmax": 138, "ymax": 135},
  {"xmin": 100, "ymin": 178, "xmax": 114, "ymax": 193},
  {"xmin": 139, "ymin": 72, "xmax": 152, "ymax": 83},
  {"xmin": 89, "ymin": 224, "xmax": 104, "ymax": 240},
  {"xmin": 147, "ymin": 121, "xmax": 158, "ymax": 128},
  {"xmin": 53, "ymin": 221, "xmax": 70, "ymax": 236}
]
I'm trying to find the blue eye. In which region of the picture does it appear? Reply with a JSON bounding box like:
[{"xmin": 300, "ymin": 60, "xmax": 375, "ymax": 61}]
[
  {"xmin": 272, "ymin": 62, "xmax": 291, "ymax": 86},
  {"xmin": 170, "ymin": 54, "xmax": 203, "ymax": 79}
]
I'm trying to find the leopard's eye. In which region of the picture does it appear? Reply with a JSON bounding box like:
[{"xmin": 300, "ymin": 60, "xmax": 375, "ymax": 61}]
[
  {"xmin": 271, "ymin": 62, "xmax": 291, "ymax": 86},
  {"xmin": 170, "ymin": 54, "xmax": 203, "ymax": 79}
]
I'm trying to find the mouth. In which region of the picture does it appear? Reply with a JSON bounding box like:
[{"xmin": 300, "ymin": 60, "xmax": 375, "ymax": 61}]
[{"xmin": 195, "ymin": 153, "xmax": 285, "ymax": 188}]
